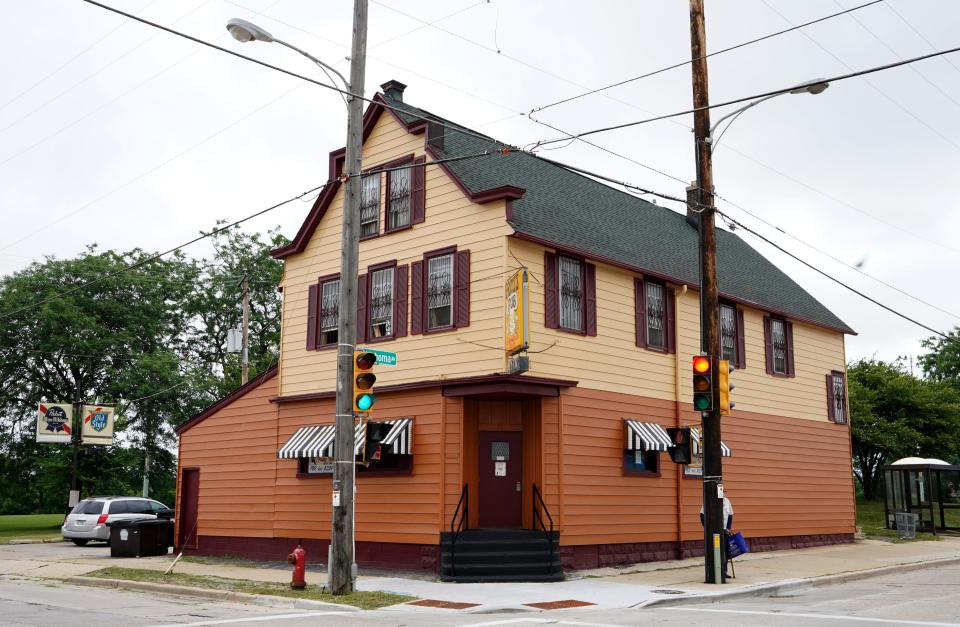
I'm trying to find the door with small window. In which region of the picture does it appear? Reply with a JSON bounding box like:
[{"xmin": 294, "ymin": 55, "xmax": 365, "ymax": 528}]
[{"xmin": 478, "ymin": 431, "xmax": 523, "ymax": 528}]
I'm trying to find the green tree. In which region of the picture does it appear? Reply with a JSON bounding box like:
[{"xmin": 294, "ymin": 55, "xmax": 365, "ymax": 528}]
[
  {"xmin": 919, "ymin": 327, "xmax": 960, "ymax": 384},
  {"xmin": 849, "ymin": 358, "xmax": 960, "ymax": 500}
]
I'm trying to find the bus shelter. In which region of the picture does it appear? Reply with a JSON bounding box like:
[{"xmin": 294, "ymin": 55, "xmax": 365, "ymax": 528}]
[{"xmin": 882, "ymin": 458, "xmax": 960, "ymax": 535}]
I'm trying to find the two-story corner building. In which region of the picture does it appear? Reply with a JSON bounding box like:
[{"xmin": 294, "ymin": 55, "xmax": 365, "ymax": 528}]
[{"xmin": 174, "ymin": 80, "xmax": 856, "ymax": 580}]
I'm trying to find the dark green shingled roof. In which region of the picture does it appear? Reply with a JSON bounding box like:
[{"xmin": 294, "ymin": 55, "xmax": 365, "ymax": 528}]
[{"xmin": 383, "ymin": 93, "xmax": 853, "ymax": 334}]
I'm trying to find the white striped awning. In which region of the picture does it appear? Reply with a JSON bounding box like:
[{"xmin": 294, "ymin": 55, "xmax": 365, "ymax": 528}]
[
  {"xmin": 690, "ymin": 426, "xmax": 732, "ymax": 457},
  {"xmin": 277, "ymin": 418, "xmax": 413, "ymax": 460},
  {"xmin": 624, "ymin": 419, "xmax": 673, "ymax": 452}
]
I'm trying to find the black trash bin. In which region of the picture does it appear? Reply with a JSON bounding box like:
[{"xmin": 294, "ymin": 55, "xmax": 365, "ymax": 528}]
[
  {"xmin": 107, "ymin": 520, "xmax": 141, "ymax": 558},
  {"xmin": 108, "ymin": 519, "xmax": 173, "ymax": 558}
]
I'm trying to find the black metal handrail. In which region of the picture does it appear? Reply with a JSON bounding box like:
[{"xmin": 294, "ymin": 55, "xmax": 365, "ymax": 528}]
[
  {"xmin": 449, "ymin": 483, "xmax": 468, "ymax": 576},
  {"xmin": 532, "ymin": 484, "xmax": 554, "ymax": 560}
]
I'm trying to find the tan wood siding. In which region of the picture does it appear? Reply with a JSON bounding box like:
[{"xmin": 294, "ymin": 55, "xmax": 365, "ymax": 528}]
[
  {"xmin": 509, "ymin": 238, "xmax": 846, "ymax": 422},
  {"xmin": 279, "ymin": 111, "xmax": 513, "ymax": 397}
]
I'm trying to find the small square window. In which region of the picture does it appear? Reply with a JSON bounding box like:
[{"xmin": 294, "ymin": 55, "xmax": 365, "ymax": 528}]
[
  {"xmin": 491, "ymin": 441, "xmax": 510, "ymax": 460},
  {"xmin": 624, "ymin": 449, "xmax": 659, "ymax": 475}
]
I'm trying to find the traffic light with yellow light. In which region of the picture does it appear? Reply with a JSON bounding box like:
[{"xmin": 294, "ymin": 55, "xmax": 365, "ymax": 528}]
[
  {"xmin": 718, "ymin": 359, "xmax": 735, "ymax": 416},
  {"xmin": 353, "ymin": 350, "xmax": 377, "ymax": 414},
  {"xmin": 692, "ymin": 355, "xmax": 713, "ymax": 412},
  {"xmin": 666, "ymin": 427, "xmax": 692, "ymax": 465}
]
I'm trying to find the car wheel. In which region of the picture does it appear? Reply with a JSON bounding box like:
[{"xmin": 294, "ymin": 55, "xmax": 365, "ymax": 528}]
[{"xmin": 71, "ymin": 539, "xmax": 89, "ymax": 546}]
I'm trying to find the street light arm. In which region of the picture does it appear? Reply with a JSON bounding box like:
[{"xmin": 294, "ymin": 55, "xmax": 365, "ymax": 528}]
[
  {"xmin": 273, "ymin": 38, "xmax": 351, "ymax": 92},
  {"xmin": 708, "ymin": 92, "xmax": 782, "ymax": 138}
]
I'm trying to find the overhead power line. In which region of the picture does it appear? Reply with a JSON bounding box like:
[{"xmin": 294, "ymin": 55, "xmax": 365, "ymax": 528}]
[
  {"xmin": 715, "ymin": 208, "xmax": 948, "ymax": 340},
  {"xmin": 530, "ymin": 0, "xmax": 883, "ymax": 114},
  {"xmin": 1, "ymin": 150, "xmax": 499, "ymax": 322},
  {"xmin": 537, "ymin": 42, "xmax": 960, "ymax": 147},
  {"xmin": 521, "ymin": 151, "xmax": 951, "ymax": 340},
  {"xmin": 78, "ymin": 0, "xmax": 513, "ymax": 152}
]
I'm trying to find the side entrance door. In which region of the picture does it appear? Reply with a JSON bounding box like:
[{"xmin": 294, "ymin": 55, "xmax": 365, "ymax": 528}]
[
  {"xmin": 478, "ymin": 431, "xmax": 522, "ymax": 528},
  {"xmin": 178, "ymin": 468, "xmax": 199, "ymax": 548}
]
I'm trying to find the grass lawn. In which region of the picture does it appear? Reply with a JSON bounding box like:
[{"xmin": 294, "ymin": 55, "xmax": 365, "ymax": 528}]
[
  {"xmin": 0, "ymin": 514, "xmax": 63, "ymax": 544},
  {"xmin": 85, "ymin": 567, "xmax": 414, "ymax": 610},
  {"xmin": 856, "ymin": 498, "xmax": 939, "ymax": 542}
]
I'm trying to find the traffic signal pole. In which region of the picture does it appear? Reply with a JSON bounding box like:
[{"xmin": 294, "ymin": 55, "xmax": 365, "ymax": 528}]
[
  {"xmin": 331, "ymin": 0, "xmax": 368, "ymax": 596},
  {"xmin": 689, "ymin": 0, "xmax": 726, "ymax": 584}
]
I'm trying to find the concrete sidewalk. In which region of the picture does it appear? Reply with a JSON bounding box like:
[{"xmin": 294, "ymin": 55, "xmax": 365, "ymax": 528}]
[{"xmin": 3, "ymin": 536, "xmax": 960, "ymax": 612}]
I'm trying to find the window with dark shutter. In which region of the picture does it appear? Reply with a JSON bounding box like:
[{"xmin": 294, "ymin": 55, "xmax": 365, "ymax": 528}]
[
  {"xmin": 558, "ymin": 255, "xmax": 583, "ymax": 332},
  {"xmin": 646, "ymin": 281, "xmax": 666, "ymax": 350},
  {"xmin": 634, "ymin": 279, "xmax": 646, "ymax": 347},
  {"xmin": 736, "ymin": 308, "xmax": 746, "ymax": 369},
  {"xmin": 386, "ymin": 165, "xmax": 411, "ymax": 231},
  {"xmin": 318, "ymin": 276, "xmax": 340, "ymax": 347},
  {"xmin": 411, "ymin": 261, "xmax": 424, "ymax": 334},
  {"xmin": 410, "ymin": 156, "xmax": 426, "ymax": 224},
  {"xmin": 427, "ymin": 254, "xmax": 453, "ymax": 329},
  {"xmin": 360, "ymin": 173, "xmax": 380, "ymax": 238},
  {"xmin": 831, "ymin": 371, "xmax": 847, "ymax": 423},
  {"xmin": 770, "ymin": 317, "xmax": 787, "ymax": 375},
  {"xmin": 584, "ymin": 263, "xmax": 597, "ymax": 337},
  {"xmin": 356, "ymin": 274, "xmax": 368, "ymax": 343},
  {"xmin": 369, "ymin": 267, "xmax": 394, "ymax": 339},
  {"xmin": 455, "ymin": 249, "xmax": 470, "ymax": 328},
  {"xmin": 720, "ymin": 303, "xmax": 737, "ymax": 364}
]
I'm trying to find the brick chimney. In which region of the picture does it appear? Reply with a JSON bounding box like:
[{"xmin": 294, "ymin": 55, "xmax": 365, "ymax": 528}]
[{"xmin": 380, "ymin": 79, "xmax": 406, "ymax": 102}]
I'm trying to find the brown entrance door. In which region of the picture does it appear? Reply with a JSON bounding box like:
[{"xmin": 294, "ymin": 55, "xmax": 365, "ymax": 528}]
[
  {"xmin": 178, "ymin": 468, "xmax": 199, "ymax": 548},
  {"xmin": 478, "ymin": 431, "xmax": 522, "ymax": 528}
]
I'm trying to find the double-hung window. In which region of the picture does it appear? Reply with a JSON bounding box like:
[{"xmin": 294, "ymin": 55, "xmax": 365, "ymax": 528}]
[
  {"xmin": 426, "ymin": 253, "xmax": 453, "ymax": 329},
  {"xmin": 319, "ymin": 277, "xmax": 340, "ymax": 347},
  {"xmin": 720, "ymin": 303, "xmax": 737, "ymax": 364},
  {"xmin": 771, "ymin": 318, "xmax": 787, "ymax": 375},
  {"xmin": 646, "ymin": 281, "xmax": 666, "ymax": 350},
  {"xmin": 387, "ymin": 166, "xmax": 412, "ymax": 231},
  {"xmin": 828, "ymin": 371, "xmax": 847, "ymax": 424},
  {"xmin": 558, "ymin": 256, "xmax": 584, "ymax": 333},
  {"xmin": 369, "ymin": 267, "xmax": 394, "ymax": 339},
  {"xmin": 359, "ymin": 173, "xmax": 381, "ymax": 238}
]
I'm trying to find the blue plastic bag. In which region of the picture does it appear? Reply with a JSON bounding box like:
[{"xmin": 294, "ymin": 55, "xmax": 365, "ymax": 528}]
[{"xmin": 727, "ymin": 531, "xmax": 748, "ymax": 558}]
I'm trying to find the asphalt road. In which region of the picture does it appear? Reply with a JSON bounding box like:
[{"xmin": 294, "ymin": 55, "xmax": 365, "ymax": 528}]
[{"xmin": 2, "ymin": 562, "xmax": 959, "ymax": 626}]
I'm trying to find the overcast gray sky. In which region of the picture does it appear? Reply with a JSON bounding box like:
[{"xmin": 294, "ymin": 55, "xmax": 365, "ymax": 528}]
[{"xmin": 2, "ymin": 0, "xmax": 958, "ymax": 368}]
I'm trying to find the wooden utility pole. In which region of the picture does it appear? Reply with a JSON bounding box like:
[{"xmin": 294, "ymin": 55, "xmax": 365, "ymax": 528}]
[
  {"xmin": 331, "ymin": 0, "xmax": 368, "ymax": 595},
  {"xmin": 689, "ymin": 0, "xmax": 726, "ymax": 584},
  {"xmin": 241, "ymin": 275, "xmax": 250, "ymax": 385}
]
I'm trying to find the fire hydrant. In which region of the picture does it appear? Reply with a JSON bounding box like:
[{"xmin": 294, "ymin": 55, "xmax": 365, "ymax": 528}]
[{"xmin": 287, "ymin": 542, "xmax": 306, "ymax": 589}]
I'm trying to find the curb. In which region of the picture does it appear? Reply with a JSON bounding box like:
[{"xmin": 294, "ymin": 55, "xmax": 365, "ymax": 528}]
[
  {"xmin": 6, "ymin": 538, "xmax": 66, "ymax": 545},
  {"xmin": 65, "ymin": 576, "xmax": 359, "ymax": 612},
  {"xmin": 638, "ymin": 555, "xmax": 960, "ymax": 609}
]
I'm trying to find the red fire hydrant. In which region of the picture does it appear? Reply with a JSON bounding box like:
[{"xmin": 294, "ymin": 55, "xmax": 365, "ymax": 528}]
[{"xmin": 287, "ymin": 542, "xmax": 306, "ymax": 589}]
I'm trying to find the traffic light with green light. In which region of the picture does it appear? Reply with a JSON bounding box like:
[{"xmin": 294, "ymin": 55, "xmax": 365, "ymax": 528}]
[
  {"xmin": 692, "ymin": 355, "xmax": 713, "ymax": 412},
  {"xmin": 718, "ymin": 359, "xmax": 735, "ymax": 416},
  {"xmin": 353, "ymin": 350, "xmax": 377, "ymax": 414}
]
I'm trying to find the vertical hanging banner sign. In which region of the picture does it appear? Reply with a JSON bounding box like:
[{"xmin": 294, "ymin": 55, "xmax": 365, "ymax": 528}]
[
  {"xmin": 504, "ymin": 268, "xmax": 529, "ymax": 355},
  {"xmin": 81, "ymin": 405, "xmax": 115, "ymax": 446},
  {"xmin": 36, "ymin": 403, "xmax": 73, "ymax": 443}
]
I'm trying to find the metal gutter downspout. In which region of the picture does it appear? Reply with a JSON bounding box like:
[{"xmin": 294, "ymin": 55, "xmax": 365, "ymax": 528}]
[{"xmin": 675, "ymin": 285, "xmax": 686, "ymax": 558}]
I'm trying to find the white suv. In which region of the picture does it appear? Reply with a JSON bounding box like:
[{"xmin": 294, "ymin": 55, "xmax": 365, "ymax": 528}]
[{"xmin": 61, "ymin": 496, "xmax": 172, "ymax": 545}]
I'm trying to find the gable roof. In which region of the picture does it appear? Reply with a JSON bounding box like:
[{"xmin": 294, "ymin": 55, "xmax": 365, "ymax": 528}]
[
  {"xmin": 275, "ymin": 85, "xmax": 853, "ymax": 335},
  {"xmin": 174, "ymin": 366, "xmax": 278, "ymax": 435}
]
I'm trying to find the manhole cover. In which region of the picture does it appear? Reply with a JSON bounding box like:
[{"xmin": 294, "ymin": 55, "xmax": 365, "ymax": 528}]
[{"xmin": 651, "ymin": 589, "xmax": 687, "ymax": 595}]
